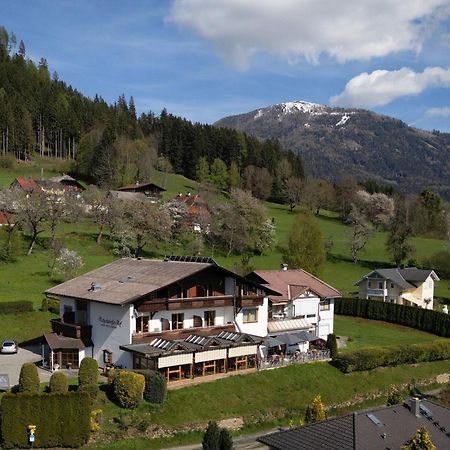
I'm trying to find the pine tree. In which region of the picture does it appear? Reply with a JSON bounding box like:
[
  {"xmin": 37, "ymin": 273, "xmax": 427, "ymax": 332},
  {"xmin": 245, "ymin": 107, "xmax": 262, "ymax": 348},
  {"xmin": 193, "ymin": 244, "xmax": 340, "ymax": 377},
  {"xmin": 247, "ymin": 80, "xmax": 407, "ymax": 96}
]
[
  {"xmin": 219, "ymin": 428, "xmax": 234, "ymax": 450},
  {"xmin": 386, "ymin": 384, "xmax": 402, "ymax": 406},
  {"xmin": 326, "ymin": 333, "xmax": 338, "ymax": 359},
  {"xmin": 402, "ymin": 426, "xmax": 435, "ymax": 450},
  {"xmin": 304, "ymin": 394, "xmax": 326, "ymax": 424},
  {"xmin": 202, "ymin": 421, "xmax": 220, "ymax": 450}
]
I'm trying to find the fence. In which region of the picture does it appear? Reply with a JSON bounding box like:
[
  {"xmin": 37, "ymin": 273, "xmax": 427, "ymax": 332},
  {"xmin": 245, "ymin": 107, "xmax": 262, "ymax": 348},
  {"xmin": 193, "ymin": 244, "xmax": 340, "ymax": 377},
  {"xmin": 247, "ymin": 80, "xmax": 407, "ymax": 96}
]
[{"xmin": 259, "ymin": 350, "xmax": 330, "ymax": 370}]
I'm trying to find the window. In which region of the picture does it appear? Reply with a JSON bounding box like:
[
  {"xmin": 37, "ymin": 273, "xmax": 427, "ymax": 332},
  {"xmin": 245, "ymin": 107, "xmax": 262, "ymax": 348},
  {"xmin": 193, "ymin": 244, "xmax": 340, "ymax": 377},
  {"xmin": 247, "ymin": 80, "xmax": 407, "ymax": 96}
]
[
  {"xmin": 172, "ymin": 313, "xmax": 184, "ymax": 330},
  {"xmin": 204, "ymin": 310, "xmax": 216, "ymax": 327},
  {"xmin": 136, "ymin": 316, "xmax": 150, "ymax": 333},
  {"xmin": 390, "ymin": 283, "xmax": 394, "ymax": 289},
  {"xmin": 243, "ymin": 308, "xmax": 258, "ymax": 323},
  {"xmin": 319, "ymin": 299, "xmax": 331, "ymax": 311},
  {"xmin": 368, "ymin": 281, "xmax": 372, "ymax": 288},
  {"xmin": 378, "ymin": 281, "xmax": 383, "ymax": 289}
]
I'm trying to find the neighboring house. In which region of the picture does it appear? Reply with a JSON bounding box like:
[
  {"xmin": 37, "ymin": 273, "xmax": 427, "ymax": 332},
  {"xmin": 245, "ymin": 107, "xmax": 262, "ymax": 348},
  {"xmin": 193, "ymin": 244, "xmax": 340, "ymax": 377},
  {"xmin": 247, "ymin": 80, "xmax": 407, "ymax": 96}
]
[
  {"xmin": 354, "ymin": 267, "xmax": 439, "ymax": 309},
  {"xmin": 0, "ymin": 211, "xmax": 15, "ymax": 226},
  {"xmin": 43, "ymin": 256, "xmax": 275, "ymax": 380},
  {"xmin": 49, "ymin": 174, "xmax": 85, "ymax": 193},
  {"xmin": 10, "ymin": 176, "xmax": 83, "ymax": 197},
  {"xmin": 246, "ymin": 265, "xmax": 341, "ymax": 342},
  {"xmin": 170, "ymin": 192, "xmax": 210, "ymax": 232},
  {"xmin": 116, "ymin": 182, "xmax": 166, "ymax": 201},
  {"xmin": 258, "ymin": 398, "xmax": 450, "ymax": 450}
]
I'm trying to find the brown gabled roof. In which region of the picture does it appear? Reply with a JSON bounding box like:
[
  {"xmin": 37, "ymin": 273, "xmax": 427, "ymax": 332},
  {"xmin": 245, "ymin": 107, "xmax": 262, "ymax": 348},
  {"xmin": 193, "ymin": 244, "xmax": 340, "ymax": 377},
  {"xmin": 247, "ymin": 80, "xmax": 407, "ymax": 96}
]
[
  {"xmin": 248, "ymin": 269, "xmax": 341, "ymax": 301},
  {"xmin": 45, "ymin": 258, "xmax": 213, "ymax": 305},
  {"xmin": 118, "ymin": 182, "xmax": 165, "ymax": 192},
  {"xmin": 0, "ymin": 211, "xmax": 15, "ymax": 225},
  {"xmin": 12, "ymin": 177, "xmax": 41, "ymax": 192},
  {"xmin": 45, "ymin": 257, "xmax": 277, "ymax": 306}
]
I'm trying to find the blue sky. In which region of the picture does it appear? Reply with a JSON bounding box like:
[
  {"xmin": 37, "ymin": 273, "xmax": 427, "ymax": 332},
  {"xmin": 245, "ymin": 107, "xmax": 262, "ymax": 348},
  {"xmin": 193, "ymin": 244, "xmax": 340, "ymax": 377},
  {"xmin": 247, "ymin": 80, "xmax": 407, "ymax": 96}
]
[{"xmin": 3, "ymin": 0, "xmax": 450, "ymax": 130}]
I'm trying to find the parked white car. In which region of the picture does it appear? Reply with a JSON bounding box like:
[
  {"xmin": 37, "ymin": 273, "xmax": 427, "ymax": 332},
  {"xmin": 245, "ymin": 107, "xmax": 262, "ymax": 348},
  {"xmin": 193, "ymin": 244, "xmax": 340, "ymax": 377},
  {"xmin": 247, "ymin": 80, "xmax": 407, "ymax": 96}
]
[{"xmin": 1, "ymin": 340, "xmax": 18, "ymax": 354}]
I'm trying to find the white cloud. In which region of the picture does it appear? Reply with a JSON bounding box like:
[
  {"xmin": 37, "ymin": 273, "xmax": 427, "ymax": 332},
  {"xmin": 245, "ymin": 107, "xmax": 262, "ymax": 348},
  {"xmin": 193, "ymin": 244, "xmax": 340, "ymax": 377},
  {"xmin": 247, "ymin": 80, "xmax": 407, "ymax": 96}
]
[
  {"xmin": 330, "ymin": 67, "xmax": 450, "ymax": 108},
  {"xmin": 425, "ymin": 106, "xmax": 450, "ymax": 117},
  {"xmin": 168, "ymin": 0, "xmax": 449, "ymax": 70}
]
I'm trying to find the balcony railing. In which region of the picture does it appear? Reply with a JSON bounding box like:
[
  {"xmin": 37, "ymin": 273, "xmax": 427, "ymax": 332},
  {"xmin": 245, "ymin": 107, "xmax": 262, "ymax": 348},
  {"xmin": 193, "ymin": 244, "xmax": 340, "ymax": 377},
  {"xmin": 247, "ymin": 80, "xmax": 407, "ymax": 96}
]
[
  {"xmin": 51, "ymin": 318, "xmax": 92, "ymax": 340},
  {"xmin": 136, "ymin": 294, "xmax": 264, "ymax": 313},
  {"xmin": 367, "ymin": 288, "xmax": 387, "ymax": 297},
  {"xmin": 132, "ymin": 323, "xmax": 236, "ymax": 344}
]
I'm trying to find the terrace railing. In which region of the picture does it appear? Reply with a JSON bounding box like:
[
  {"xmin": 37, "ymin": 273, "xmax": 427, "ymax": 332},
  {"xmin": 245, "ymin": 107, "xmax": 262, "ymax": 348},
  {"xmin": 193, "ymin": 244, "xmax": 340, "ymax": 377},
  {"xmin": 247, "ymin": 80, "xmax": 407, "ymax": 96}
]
[{"xmin": 259, "ymin": 349, "xmax": 330, "ymax": 370}]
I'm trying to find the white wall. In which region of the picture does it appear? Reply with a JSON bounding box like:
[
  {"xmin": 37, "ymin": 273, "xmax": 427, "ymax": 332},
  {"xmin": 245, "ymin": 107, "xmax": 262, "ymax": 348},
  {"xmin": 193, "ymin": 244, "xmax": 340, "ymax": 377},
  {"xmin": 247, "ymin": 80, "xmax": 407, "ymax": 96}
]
[
  {"xmin": 235, "ymin": 298, "xmax": 268, "ymax": 337},
  {"xmin": 89, "ymin": 302, "xmax": 133, "ymax": 368}
]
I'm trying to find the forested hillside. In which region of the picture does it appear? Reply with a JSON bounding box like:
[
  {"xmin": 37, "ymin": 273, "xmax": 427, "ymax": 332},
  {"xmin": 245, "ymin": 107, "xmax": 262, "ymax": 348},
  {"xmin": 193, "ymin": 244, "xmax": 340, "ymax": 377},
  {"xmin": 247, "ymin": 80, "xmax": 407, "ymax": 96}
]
[{"xmin": 0, "ymin": 27, "xmax": 303, "ymax": 196}]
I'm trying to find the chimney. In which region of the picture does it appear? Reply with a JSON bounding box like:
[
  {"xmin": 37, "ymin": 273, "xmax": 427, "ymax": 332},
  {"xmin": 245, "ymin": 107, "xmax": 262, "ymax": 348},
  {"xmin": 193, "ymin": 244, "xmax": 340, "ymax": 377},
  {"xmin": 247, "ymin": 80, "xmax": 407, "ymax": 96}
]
[
  {"xmin": 280, "ymin": 263, "xmax": 288, "ymax": 271},
  {"xmin": 411, "ymin": 397, "xmax": 421, "ymax": 417}
]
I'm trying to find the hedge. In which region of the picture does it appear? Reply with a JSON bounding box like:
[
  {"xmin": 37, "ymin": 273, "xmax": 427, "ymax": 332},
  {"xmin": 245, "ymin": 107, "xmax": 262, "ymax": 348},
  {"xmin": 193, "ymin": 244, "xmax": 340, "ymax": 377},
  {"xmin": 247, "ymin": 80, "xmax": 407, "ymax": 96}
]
[
  {"xmin": 134, "ymin": 370, "xmax": 167, "ymax": 404},
  {"xmin": 48, "ymin": 372, "xmax": 68, "ymax": 393},
  {"xmin": 78, "ymin": 357, "xmax": 99, "ymax": 386},
  {"xmin": 0, "ymin": 301, "xmax": 33, "ymax": 314},
  {"xmin": 0, "ymin": 391, "xmax": 90, "ymax": 448},
  {"xmin": 334, "ymin": 298, "xmax": 450, "ymax": 337},
  {"xmin": 333, "ymin": 340, "xmax": 450, "ymax": 373}
]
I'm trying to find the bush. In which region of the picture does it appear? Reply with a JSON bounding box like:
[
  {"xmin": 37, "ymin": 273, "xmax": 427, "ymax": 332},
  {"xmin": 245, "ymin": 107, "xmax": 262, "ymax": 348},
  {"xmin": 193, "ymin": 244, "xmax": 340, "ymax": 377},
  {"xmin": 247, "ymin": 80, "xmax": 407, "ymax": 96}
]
[
  {"xmin": 49, "ymin": 371, "xmax": 68, "ymax": 393},
  {"xmin": 0, "ymin": 391, "xmax": 90, "ymax": 448},
  {"xmin": 134, "ymin": 370, "xmax": 167, "ymax": 404},
  {"xmin": 0, "ymin": 154, "xmax": 15, "ymax": 169},
  {"xmin": 334, "ymin": 298, "xmax": 450, "ymax": 337},
  {"xmin": 78, "ymin": 357, "xmax": 99, "ymax": 386},
  {"xmin": 113, "ymin": 370, "xmax": 145, "ymax": 409},
  {"xmin": 0, "ymin": 300, "xmax": 33, "ymax": 314},
  {"xmin": 40, "ymin": 297, "xmax": 59, "ymax": 314},
  {"xmin": 18, "ymin": 363, "xmax": 40, "ymax": 393},
  {"xmin": 326, "ymin": 333, "xmax": 338, "ymax": 359},
  {"xmin": 333, "ymin": 340, "xmax": 450, "ymax": 373},
  {"xmin": 79, "ymin": 382, "xmax": 99, "ymax": 404},
  {"xmin": 202, "ymin": 421, "xmax": 220, "ymax": 450},
  {"xmin": 423, "ymin": 250, "xmax": 450, "ymax": 279},
  {"xmin": 219, "ymin": 428, "xmax": 234, "ymax": 450}
]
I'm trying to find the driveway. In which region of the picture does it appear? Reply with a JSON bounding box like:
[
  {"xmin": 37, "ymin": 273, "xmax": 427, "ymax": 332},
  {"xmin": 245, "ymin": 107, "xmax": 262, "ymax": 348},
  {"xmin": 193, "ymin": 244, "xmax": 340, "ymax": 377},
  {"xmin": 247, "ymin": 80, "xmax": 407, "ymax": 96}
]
[{"xmin": 0, "ymin": 345, "xmax": 52, "ymax": 389}]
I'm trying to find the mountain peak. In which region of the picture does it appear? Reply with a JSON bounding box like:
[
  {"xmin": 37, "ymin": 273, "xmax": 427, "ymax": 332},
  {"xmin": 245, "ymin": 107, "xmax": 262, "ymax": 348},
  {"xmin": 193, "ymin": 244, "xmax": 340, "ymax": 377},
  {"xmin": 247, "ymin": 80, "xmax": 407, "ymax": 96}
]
[{"xmin": 215, "ymin": 102, "xmax": 450, "ymax": 198}]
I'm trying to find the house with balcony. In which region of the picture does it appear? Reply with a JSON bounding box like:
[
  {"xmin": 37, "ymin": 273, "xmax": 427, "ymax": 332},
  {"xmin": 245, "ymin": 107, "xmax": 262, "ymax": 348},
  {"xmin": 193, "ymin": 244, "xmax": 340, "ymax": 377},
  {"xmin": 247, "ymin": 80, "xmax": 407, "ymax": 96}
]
[
  {"xmin": 246, "ymin": 266, "xmax": 341, "ymax": 343},
  {"xmin": 43, "ymin": 256, "xmax": 275, "ymax": 379},
  {"xmin": 110, "ymin": 181, "xmax": 166, "ymax": 202},
  {"xmin": 354, "ymin": 268, "xmax": 439, "ymax": 309}
]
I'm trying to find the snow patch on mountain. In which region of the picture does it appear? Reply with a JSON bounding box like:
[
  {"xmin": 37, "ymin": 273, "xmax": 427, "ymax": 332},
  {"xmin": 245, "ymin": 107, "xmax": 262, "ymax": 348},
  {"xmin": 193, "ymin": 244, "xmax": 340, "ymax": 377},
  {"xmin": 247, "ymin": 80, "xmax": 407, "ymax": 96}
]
[
  {"xmin": 281, "ymin": 101, "xmax": 325, "ymax": 115},
  {"xmin": 335, "ymin": 114, "xmax": 351, "ymax": 126}
]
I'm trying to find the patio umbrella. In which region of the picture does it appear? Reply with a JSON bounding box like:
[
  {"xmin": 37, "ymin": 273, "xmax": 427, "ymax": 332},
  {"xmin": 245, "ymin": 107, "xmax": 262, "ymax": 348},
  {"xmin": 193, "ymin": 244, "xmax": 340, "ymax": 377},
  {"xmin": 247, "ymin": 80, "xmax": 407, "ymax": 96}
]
[
  {"xmin": 266, "ymin": 336, "xmax": 285, "ymax": 348},
  {"xmin": 277, "ymin": 333, "xmax": 304, "ymax": 346}
]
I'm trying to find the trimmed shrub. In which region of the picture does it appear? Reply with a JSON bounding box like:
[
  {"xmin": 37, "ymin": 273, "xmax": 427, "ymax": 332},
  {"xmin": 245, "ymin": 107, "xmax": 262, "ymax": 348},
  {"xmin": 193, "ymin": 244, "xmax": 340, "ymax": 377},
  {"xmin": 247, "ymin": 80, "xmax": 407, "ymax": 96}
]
[
  {"xmin": 326, "ymin": 333, "xmax": 338, "ymax": 359},
  {"xmin": 333, "ymin": 340, "xmax": 450, "ymax": 373},
  {"xmin": 78, "ymin": 357, "xmax": 99, "ymax": 386},
  {"xmin": 113, "ymin": 370, "xmax": 145, "ymax": 409},
  {"xmin": 0, "ymin": 391, "xmax": 90, "ymax": 448},
  {"xmin": 334, "ymin": 298, "xmax": 450, "ymax": 337},
  {"xmin": 49, "ymin": 371, "xmax": 68, "ymax": 393},
  {"xmin": 18, "ymin": 363, "xmax": 40, "ymax": 393},
  {"xmin": 0, "ymin": 300, "xmax": 33, "ymax": 314},
  {"xmin": 135, "ymin": 370, "xmax": 167, "ymax": 404},
  {"xmin": 79, "ymin": 382, "xmax": 99, "ymax": 404}
]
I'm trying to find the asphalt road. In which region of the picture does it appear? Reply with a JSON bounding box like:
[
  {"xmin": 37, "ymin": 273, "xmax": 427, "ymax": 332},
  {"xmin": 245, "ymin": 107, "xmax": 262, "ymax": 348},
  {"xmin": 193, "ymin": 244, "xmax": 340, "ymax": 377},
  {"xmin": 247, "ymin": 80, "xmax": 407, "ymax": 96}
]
[{"xmin": 0, "ymin": 345, "xmax": 52, "ymax": 389}]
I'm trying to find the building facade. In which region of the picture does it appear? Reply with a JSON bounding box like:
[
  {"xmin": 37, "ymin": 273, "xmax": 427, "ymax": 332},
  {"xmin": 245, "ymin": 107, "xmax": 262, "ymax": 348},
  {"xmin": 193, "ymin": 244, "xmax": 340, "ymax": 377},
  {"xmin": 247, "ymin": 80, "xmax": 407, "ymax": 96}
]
[
  {"xmin": 44, "ymin": 256, "xmax": 273, "ymax": 377},
  {"xmin": 354, "ymin": 268, "xmax": 439, "ymax": 309}
]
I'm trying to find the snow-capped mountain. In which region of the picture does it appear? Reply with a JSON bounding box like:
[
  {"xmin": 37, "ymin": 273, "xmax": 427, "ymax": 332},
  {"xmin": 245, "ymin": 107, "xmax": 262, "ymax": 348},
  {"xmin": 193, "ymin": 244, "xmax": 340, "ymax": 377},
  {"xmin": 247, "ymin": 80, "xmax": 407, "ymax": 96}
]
[{"xmin": 215, "ymin": 101, "xmax": 450, "ymax": 198}]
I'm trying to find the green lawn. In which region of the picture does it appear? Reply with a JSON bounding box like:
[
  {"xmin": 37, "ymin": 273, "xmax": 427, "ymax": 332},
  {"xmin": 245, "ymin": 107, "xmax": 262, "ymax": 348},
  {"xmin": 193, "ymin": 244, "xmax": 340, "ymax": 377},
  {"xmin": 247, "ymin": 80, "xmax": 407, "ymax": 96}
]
[{"xmin": 334, "ymin": 315, "xmax": 448, "ymax": 352}]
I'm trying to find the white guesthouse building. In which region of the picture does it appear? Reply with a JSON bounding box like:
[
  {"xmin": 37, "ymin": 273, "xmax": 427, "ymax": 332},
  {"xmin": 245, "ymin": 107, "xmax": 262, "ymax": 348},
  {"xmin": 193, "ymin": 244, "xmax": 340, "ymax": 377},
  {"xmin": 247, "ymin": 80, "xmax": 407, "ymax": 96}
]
[{"xmin": 43, "ymin": 257, "xmax": 339, "ymax": 381}]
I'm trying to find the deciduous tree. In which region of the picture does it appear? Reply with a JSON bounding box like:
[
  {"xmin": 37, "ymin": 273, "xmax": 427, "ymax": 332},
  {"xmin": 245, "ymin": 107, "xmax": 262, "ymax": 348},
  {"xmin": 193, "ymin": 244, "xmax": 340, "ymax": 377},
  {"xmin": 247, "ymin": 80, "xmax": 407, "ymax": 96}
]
[{"xmin": 281, "ymin": 213, "xmax": 325, "ymax": 276}]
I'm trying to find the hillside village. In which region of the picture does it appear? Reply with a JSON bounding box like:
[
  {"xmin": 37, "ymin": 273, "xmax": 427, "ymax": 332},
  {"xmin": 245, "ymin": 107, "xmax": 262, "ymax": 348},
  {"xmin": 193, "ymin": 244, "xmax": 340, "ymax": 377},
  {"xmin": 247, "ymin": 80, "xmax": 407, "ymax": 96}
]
[{"xmin": 1, "ymin": 8, "xmax": 450, "ymax": 450}]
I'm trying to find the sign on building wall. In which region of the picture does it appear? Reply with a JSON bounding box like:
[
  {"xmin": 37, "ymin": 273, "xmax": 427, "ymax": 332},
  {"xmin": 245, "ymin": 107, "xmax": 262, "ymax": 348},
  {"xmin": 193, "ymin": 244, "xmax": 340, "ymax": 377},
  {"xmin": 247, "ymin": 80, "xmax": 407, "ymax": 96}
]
[{"xmin": 98, "ymin": 316, "xmax": 123, "ymax": 328}]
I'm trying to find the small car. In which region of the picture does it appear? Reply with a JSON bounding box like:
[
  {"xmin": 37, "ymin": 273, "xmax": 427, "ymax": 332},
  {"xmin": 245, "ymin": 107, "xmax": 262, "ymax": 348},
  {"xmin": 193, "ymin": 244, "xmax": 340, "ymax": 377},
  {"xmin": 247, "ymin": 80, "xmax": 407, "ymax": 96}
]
[{"xmin": 1, "ymin": 340, "xmax": 18, "ymax": 354}]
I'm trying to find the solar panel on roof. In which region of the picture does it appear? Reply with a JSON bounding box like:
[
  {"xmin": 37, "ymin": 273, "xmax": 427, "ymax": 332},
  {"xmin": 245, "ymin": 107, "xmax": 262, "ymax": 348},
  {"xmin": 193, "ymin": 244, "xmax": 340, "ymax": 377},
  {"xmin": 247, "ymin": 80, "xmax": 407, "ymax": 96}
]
[
  {"xmin": 420, "ymin": 404, "xmax": 433, "ymax": 418},
  {"xmin": 367, "ymin": 413, "xmax": 384, "ymax": 427},
  {"xmin": 164, "ymin": 255, "xmax": 217, "ymax": 264}
]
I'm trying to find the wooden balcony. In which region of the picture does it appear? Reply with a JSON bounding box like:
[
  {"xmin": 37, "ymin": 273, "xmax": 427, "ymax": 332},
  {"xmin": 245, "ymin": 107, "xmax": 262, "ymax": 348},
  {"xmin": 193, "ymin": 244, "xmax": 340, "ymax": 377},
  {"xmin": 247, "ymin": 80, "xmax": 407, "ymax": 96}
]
[
  {"xmin": 136, "ymin": 294, "xmax": 263, "ymax": 313},
  {"xmin": 132, "ymin": 323, "xmax": 236, "ymax": 344},
  {"xmin": 50, "ymin": 318, "xmax": 92, "ymax": 340}
]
